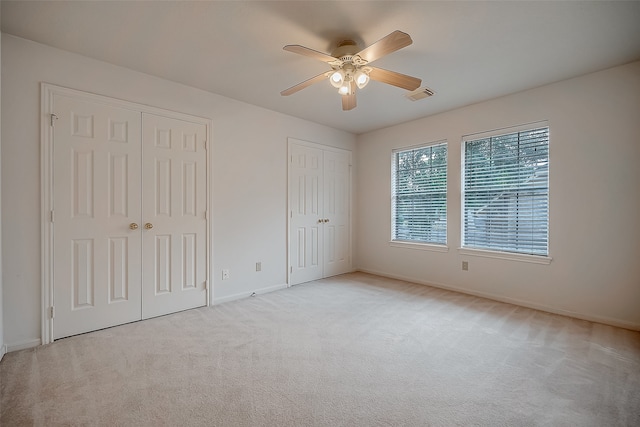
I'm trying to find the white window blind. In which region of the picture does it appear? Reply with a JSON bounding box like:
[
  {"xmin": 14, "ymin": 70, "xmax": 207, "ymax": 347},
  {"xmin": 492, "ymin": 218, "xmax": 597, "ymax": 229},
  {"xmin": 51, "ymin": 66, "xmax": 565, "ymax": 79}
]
[
  {"xmin": 392, "ymin": 142, "xmax": 447, "ymax": 244},
  {"xmin": 463, "ymin": 125, "xmax": 549, "ymax": 256}
]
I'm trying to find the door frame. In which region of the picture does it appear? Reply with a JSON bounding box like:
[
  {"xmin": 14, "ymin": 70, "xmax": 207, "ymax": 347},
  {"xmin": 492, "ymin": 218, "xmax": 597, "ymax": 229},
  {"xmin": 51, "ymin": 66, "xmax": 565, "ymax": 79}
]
[
  {"xmin": 286, "ymin": 137, "xmax": 353, "ymax": 286},
  {"xmin": 41, "ymin": 83, "xmax": 213, "ymax": 344}
]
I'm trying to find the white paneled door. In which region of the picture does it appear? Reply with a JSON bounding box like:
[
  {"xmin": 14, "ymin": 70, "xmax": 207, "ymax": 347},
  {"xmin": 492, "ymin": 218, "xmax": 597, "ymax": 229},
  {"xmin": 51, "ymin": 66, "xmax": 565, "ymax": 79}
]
[
  {"xmin": 52, "ymin": 95, "xmax": 143, "ymax": 339},
  {"xmin": 289, "ymin": 140, "xmax": 351, "ymax": 285},
  {"xmin": 322, "ymin": 149, "xmax": 351, "ymax": 277},
  {"xmin": 141, "ymin": 114, "xmax": 208, "ymax": 319},
  {"xmin": 51, "ymin": 93, "xmax": 207, "ymax": 339}
]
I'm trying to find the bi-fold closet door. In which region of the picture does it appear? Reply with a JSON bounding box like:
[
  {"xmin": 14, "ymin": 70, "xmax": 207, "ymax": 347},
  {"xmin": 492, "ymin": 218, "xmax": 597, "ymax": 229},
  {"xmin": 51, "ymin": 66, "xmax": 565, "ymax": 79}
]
[
  {"xmin": 288, "ymin": 140, "xmax": 351, "ymax": 286},
  {"xmin": 51, "ymin": 92, "xmax": 208, "ymax": 339}
]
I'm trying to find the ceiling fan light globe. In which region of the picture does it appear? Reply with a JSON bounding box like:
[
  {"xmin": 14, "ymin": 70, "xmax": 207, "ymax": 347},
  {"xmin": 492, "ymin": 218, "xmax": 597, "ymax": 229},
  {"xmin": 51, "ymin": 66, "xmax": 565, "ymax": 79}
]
[
  {"xmin": 330, "ymin": 70, "xmax": 345, "ymax": 88},
  {"xmin": 338, "ymin": 84, "xmax": 350, "ymax": 95},
  {"xmin": 355, "ymin": 70, "xmax": 370, "ymax": 89}
]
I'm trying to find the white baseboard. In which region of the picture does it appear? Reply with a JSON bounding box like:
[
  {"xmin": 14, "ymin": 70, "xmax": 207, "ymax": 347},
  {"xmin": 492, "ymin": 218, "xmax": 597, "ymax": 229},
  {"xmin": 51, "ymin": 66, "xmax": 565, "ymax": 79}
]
[
  {"xmin": 0, "ymin": 344, "xmax": 6, "ymax": 362},
  {"xmin": 356, "ymin": 268, "xmax": 640, "ymax": 331},
  {"xmin": 6, "ymin": 338, "xmax": 41, "ymax": 353},
  {"xmin": 212, "ymin": 283, "xmax": 288, "ymax": 305}
]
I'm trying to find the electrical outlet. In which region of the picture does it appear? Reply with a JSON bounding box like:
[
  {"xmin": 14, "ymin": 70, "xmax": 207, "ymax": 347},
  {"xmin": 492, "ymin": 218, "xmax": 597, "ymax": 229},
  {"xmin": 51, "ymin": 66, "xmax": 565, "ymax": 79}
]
[
  {"xmin": 256, "ymin": 262, "xmax": 261, "ymax": 272},
  {"xmin": 462, "ymin": 261, "xmax": 469, "ymax": 271},
  {"xmin": 222, "ymin": 269, "xmax": 230, "ymax": 280}
]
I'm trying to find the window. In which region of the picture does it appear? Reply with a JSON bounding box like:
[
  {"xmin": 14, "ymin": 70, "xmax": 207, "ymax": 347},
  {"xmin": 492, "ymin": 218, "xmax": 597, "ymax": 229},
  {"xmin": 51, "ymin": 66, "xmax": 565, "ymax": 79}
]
[
  {"xmin": 392, "ymin": 142, "xmax": 447, "ymax": 245},
  {"xmin": 462, "ymin": 124, "xmax": 549, "ymax": 256}
]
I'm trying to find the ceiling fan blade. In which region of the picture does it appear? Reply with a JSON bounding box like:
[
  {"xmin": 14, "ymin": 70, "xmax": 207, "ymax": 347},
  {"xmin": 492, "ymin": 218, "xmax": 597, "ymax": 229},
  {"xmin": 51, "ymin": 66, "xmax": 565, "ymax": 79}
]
[
  {"xmin": 283, "ymin": 45, "xmax": 337, "ymax": 63},
  {"xmin": 368, "ymin": 67, "xmax": 422, "ymax": 91},
  {"xmin": 355, "ymin": 30, "xmax": 413, "ymax": 64},
  {"xmin": 342, "ymin": 92, "xmax": 357, "ymax": 111},
  {"xmin": 281, "ymin": 72, "xmax": 329, "ymax": 96}
]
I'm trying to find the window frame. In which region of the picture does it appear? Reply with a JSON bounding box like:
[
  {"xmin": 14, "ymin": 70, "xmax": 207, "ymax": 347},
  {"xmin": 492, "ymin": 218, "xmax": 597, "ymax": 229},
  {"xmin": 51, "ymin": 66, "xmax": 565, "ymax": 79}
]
[
  {"xmin": 460, "ymin": 122, "xmax": 552, "ymax": 264},
  {"xmin": 390, "ymin": 140, "xmax": 449, "ymax": 251}
]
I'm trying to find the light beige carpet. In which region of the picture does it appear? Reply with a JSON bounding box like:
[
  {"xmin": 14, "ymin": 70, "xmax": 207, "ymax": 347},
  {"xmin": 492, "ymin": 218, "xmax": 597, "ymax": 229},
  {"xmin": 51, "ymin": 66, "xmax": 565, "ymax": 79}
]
[{"xmin": 1, "ymin": 272, "xmax": 639, "ymax": 426}]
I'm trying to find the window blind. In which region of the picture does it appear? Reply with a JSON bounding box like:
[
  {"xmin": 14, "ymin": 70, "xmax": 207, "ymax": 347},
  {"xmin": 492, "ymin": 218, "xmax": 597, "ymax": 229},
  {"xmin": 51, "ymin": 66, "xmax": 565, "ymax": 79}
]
[
  {"xmin": 463, "ymin": 126, "xmax": 549, "ymax": 256},
  {"xmin": 392, "ymin": 142, "xmax": 447, "ymax": 244}
]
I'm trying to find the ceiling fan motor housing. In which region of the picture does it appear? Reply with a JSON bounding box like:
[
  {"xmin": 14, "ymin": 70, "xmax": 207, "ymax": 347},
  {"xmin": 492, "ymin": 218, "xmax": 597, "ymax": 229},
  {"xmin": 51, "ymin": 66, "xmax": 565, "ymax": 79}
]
[
  {"xmin": 332, "ymin": 40, "xmax": 359, "ymax": 58},
  {"xmin": 330, "ymin": 42, "xmax": 369, "ymax": 85}
]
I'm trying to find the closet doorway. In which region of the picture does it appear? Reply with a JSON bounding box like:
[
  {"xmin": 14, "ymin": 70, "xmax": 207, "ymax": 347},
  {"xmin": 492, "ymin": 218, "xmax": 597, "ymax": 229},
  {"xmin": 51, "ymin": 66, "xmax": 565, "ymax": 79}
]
[
  {"xmin": 42, "ymin": 85, "xmax": 210, "ymax": 340},
  {"xmin": 288, "ymin": 138, "xmax": 352, "ymax": 285}
]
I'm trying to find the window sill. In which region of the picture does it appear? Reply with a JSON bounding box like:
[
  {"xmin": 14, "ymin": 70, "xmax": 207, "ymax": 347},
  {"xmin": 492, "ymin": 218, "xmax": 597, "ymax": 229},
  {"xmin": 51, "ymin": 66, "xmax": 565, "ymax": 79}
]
[
  {"xmin": 390, "ymin": 241, "xmax": 449, "ymax": 253},
  {"xmin": 457, "ymin": 247, "xmax": 552, "ymax": 264}
]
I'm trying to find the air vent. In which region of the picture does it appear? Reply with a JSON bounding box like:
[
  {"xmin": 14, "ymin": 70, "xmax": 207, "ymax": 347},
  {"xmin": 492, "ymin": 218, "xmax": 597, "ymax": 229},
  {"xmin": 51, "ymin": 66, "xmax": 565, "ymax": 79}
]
[{"xmin": 405, "ymin": 86, "xmax": 434, "ymax": 101}]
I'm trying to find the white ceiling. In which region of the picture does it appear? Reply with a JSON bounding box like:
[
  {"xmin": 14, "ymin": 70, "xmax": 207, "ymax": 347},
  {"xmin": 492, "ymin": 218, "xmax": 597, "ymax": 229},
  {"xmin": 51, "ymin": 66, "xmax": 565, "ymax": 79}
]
[{"xmin": 2, "ymin": 1, "xmax": 640, "ymax": 134}]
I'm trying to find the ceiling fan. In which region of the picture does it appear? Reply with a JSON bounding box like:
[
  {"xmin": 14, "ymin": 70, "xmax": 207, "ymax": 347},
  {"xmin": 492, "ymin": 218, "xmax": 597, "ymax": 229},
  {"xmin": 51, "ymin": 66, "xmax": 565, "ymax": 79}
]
[{"xmin": 280, "ymin": 30, "xmax": 422, "ymax": 111}]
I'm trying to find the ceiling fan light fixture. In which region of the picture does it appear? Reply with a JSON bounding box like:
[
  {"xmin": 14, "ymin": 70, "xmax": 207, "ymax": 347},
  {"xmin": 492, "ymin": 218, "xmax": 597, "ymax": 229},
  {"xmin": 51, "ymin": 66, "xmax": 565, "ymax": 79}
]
[
  {"xmin": 354, "ymin": 69, "xmax": 370, "ymax": 89},
  {"xmin": 329, "ymin": 70, "xmax": 345, "ymax": 88},
  {"xmin": 338, "ymin": 80, "xmax": 354, "ymax": 95}
]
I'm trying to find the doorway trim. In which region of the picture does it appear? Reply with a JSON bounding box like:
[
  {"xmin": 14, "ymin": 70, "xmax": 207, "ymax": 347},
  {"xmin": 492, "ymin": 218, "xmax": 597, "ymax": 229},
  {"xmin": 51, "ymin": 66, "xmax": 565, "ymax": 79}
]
[
  {"xmin": 286, "ymin": 137, "xmax": 353, "ymax": 286},
  {"xmin": 40, "ymin": 83, "xmax": 213, "ymax": 344}
]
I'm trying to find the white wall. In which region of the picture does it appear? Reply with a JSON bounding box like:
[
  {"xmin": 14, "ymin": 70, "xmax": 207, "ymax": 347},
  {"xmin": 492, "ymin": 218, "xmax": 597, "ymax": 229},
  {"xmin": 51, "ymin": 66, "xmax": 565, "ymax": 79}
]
[
  {"xmin": 356, "ymin": 60, "xmax": 640, "ymax": 329},
  {"xmin": 1, "ymin": 34, "xmax": 355, "ymax": 349}
]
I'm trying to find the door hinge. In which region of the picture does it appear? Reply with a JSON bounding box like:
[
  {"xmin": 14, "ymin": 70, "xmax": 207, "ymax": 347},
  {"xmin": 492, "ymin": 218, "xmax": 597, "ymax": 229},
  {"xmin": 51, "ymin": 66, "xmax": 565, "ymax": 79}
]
[
  {"xmin": 204, "ymin": 139, "xmax": 208, "ymax": 150},
  {"xmin": 50, "ymin": 306, "xmax": 55, "ymax": 319},
  {"xmin": 50, "ymin": 113, "xmax": 58, "ymax": 127},
  {"xmin": 50, "ymin": 210, "xmax": 55, "ymax": 223},
  {"xmin": 204, "ymin": 280, "xmax": 208, "ymax": 290},
  {"xmin": 290, "ymin": 266, "xmax": 293, "ymax": 274}
]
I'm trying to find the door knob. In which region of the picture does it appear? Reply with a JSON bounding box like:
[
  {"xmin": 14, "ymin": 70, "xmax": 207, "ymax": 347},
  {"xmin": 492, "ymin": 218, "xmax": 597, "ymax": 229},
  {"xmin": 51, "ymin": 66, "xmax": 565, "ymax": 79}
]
[
  {"xmin": 144, "ymin": 223, "xmax": 154, "ymax": 230},
  {"xmin": 129, "ymin": 223, "xmax": 139, "ymax": 230}
]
